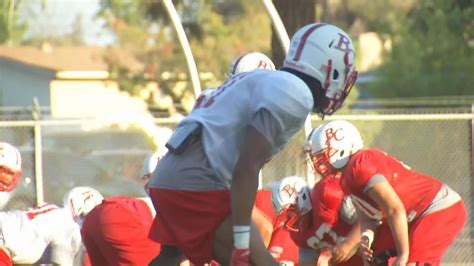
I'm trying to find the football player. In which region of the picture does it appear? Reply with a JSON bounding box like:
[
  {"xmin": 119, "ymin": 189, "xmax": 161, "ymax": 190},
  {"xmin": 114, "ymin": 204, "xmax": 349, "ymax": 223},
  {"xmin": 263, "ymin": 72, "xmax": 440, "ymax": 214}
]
[
  {"xmin": 308, "ymin": 120, "xmax": 467, "ymax": 266},
  {"xmin": 254, "ymin": 189, "xmax": 298, "ymax": 265},
  {"xmin": 0, "ymin": 203, "xmax": 82, "ymax": 265},
  {"xmin": 64, "ymin": 186, "xmax": 162, "ymax": 266},
  {"xmin": 227, "ymin": 52, "xmax": 276, "ymax": 77},
  {"xmin": 0, "ymin": 142, "xmax": 22, "ymax": 192},
  {"xmin": 148, "ymin": 22, "xmax": 358, "ymax": 266},
  {"xmin": 196, "ymin": 51, "xmax": 276, "ymax": 99},
  {"xmin": 272, "ymin": 175, "xmax": 362, "ymax": 266}
]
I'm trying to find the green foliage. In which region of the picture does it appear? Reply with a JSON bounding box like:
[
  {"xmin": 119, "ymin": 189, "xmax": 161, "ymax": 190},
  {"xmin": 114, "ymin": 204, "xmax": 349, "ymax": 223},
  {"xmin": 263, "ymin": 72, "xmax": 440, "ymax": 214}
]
[
  {"xmin": 97, "ymin": 0, "xmax": 273, "ymax": 107},
  {"xmin": 367, "ymin": 0, "xmax": 474, "ymax": 97},
  {"xmin": 190, "ymin": 0, "xmax": 272, "ymax": 80},
  {"xmin": 0, "ymin": 0, "xmax": 27, "ymax": 44}
]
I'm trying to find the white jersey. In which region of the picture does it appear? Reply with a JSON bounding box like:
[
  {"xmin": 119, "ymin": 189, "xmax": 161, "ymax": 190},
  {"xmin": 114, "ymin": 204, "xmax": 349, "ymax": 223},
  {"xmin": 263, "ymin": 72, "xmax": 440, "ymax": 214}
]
[
  {"xmin": 0, "ymin": 204, "xmax": 81, "ymax": 265},
  {"xmin": 179, "ymin": 70, "xmax": 313, "ymax": 182}
]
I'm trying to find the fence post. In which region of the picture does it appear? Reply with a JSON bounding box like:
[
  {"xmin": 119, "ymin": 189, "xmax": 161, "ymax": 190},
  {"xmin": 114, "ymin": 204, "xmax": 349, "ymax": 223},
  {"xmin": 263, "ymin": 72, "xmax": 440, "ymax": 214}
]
[
  {"xmin": 32, "ymin": 98, "xmax": 44, "ymax": 205},
  {"xmin": 471, "ymin": 103, "xmax": 474, "ymax": 243}
]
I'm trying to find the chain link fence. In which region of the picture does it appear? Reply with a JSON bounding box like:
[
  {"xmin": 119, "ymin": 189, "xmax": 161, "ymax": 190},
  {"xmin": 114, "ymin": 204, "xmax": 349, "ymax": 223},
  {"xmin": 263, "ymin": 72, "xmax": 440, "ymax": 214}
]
[
  {"xmin": 263, "ymin": 113, "xmax": 474, "ymax": 264},
  {"xmin": 0, "ymin": 112, "xmax": 472, "ymax": 264}
]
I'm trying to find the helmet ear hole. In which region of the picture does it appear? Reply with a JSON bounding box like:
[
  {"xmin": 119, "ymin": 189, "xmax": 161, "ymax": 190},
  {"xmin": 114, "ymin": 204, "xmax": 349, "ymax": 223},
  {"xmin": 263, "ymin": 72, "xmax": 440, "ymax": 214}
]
[
  {"xmin": 333, "ymin": 70, "xmax": 339, "ymax": 80},
  {"xmin": 339, "ymin": 150, "xmax": 345, "ymax": 157}
]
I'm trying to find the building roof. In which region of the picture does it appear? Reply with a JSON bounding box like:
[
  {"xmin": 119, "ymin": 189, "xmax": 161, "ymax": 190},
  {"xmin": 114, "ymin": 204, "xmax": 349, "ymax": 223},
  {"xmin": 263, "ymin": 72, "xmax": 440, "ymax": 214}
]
[{"xmin": 0, "ymin": 44, "xmax": 144, "ymax": 73}]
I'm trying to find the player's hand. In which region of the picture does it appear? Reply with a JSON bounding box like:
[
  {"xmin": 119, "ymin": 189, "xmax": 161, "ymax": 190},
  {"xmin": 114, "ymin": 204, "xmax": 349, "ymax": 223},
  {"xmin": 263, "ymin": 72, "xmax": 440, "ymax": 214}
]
[
  {"xmin": 230, "ymin": 248, "xmax": 250, "ymax": 266},
  {"xmin": 359, "ymin": 235, "xmax": 374, "ymax": 264},
  {"xmin": 330, "ymin": 241, "xmax": 354, "ymax": 263}
]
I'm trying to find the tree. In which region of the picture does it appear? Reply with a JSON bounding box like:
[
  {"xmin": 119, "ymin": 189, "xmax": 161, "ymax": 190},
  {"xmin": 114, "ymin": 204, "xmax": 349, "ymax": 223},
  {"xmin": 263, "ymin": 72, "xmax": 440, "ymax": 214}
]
[
  {"xmin": 97, "ymin": 0, "xmax": 275, "ymax": 112},
  {"xmin": 0, "ymin": 0, "xmax": 27, "ymax": 44},
  {"xmin": 271, "ymin": 0, "xmax": 316, "ymax": 68},
  {"xmin": 367, "ymin": 0, "xmax": 474, "ymax": 97}
]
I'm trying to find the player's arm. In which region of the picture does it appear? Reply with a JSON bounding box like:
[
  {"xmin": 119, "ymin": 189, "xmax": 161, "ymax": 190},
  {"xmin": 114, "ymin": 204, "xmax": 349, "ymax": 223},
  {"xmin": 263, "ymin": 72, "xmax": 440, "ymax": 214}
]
[
  {"xmin": 231, "ymin": 124, "xmax": 272, "ymax": 254},
  {"xmin": 332, "ymin": 195, "xmax": 360, "ymax": 262},
  {"xmin": 366, "ymin": 180, "xmax": 409, "ymax": 263},
  {"xmin": 331, "ymin": 221, "xmax": 361, "ymax": 263}
]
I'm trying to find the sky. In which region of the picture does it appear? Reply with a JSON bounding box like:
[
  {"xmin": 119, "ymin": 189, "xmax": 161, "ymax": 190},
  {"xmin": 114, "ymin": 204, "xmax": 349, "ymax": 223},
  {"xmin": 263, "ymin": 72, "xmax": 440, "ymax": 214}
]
[{"xmin": 19, "ymin": 0, "xmax": 116, "ymax": 46}]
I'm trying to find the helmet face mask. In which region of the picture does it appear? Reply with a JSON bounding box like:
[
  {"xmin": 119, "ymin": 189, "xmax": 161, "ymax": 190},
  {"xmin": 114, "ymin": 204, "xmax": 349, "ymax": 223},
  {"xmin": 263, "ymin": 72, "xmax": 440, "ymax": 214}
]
[
  {"xmin": 0, "ymin": 142, "xmax": 22, "ymax": 192},
  {"xmin": 0, "ymin": 166, "xmax": 21, "ymax": 191},
  {"xmin": 321, "ymin": 69, "xmax": 358, "ymax": 116},
  {"xmin": 275, "ymin": 204, "xmax": 302, "ymax": 232},
  {"xmin": 284, "ymin": 23, "xmax": 358, "ymax": 116},
  {"xmin": 271, "ymin": 176, "xmax": 312, "ymax": 232},
  {"xmin": 305, "ymin": 147, "xmax": 336, "ymax": 178}
]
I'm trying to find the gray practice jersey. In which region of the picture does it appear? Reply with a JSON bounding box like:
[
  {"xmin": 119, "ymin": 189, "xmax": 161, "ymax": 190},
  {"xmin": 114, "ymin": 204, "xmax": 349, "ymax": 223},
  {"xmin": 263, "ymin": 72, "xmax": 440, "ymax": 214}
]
[{"xmin": 150, "ymin": 70, "xmax": 313, "ymax": 190}]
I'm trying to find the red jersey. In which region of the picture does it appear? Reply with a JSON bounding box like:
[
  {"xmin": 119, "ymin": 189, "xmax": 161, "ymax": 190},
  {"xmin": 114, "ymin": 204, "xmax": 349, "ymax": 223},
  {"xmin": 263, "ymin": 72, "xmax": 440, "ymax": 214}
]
[
  {"xmin": 340, "ymin": 148, "xmax": 443, "ymax": 223},
  {"xmin": 290, "ymin": 177, "xmax": 354, "ymax": 250},
  {"xmin": 268, "ymin": 227, "xmax": 299, "ymax": 265}
]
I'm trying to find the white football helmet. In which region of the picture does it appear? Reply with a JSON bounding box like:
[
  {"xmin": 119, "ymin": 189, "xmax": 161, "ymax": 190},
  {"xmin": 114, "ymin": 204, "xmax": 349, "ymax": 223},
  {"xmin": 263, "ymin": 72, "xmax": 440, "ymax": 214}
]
[
  {"xmin": 63, "ymin": 186, "xmax": 104, "ymax": 222},
  {"xmin": 284, "ymin": 23, "xmax": 358, "ymax": 116},
  {"xmin": 305, "ymin": 120, "xmax": 363, "ymax": 177},
  {"xmin": 271, "ymin": 176, "xmax": 312, "ymax": 232},
  {"xmin": 227, "ymin": 52, "xmax": 275, "ymax": 77},
  {"xmin": 141, "ymin": 149, "xmax": 167, "ymax": 178},
  {"xmin": 0, "ymin": 142, "xmax": 22, "ymax": 192}
]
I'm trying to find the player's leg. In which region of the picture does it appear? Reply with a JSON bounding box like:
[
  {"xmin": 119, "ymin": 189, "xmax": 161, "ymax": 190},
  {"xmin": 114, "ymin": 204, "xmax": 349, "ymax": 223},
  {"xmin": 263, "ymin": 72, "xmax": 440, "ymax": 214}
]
[
  {"xmin": 147, "ymin": 188, "xmax": 185, "ymax": 266},
  {"xmin": 148, "ymin": 188, "xmax": 232, "ymax": 265},
  {"xmin": 212, "ymin": 215, "xmax": 278, "ymax": 265},
  {"xmin": 408, "ymin": 201, "xmax": 467, "ymax": 265}
]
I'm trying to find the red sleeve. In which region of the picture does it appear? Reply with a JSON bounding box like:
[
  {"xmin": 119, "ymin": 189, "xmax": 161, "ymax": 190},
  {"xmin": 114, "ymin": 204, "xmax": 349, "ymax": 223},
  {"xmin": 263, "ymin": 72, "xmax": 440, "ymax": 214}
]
[
  {"xmin": 311, "ymin": 178, "xmax": 344, "ymax": 228},
  {"xmin": 268, "ymin": 227, "xmax": 298, "ymax": 263},
  {"xmin": 341, "ymin": 149, "xmax": 390, "ymax": 195}
]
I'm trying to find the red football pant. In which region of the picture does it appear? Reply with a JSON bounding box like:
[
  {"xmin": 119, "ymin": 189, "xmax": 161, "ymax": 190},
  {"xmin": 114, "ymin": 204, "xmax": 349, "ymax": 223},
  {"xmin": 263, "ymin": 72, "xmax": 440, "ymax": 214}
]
[
  {"xmin": 149, "ymin": 188, "xmax": 230, "ymax": 265},
  {"xmin": 81, "ymin": 197, "xmax": 160, "ymax": 266},
  {"xmin": 408, "ymin": 201, "xmax": 467, "ymax": 264}
]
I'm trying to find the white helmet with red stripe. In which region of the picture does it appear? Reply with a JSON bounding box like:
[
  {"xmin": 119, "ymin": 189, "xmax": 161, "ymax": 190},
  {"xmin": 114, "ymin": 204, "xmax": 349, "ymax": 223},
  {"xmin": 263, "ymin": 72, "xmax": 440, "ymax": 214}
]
[
  {"xmin": 0, "ymin": 142, "xmax": 22, "ymax": 192},
  {"xmin": 284, "ymin": 23, "xmax": 358, "ymax": 116},
  {"xmin": 227, "ymin": 52, "xmax": 275, "ymax": 77}
]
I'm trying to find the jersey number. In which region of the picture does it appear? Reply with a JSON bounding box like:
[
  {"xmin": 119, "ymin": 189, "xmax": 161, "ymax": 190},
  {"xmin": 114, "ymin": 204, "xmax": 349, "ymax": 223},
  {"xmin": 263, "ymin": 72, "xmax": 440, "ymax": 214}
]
[
  {"xmin": 306, "ymin": 223, "xmax": 338, "ymax": 250},
  {"xmin": 194, "ymin": 72, "xmax": 250, "ymax": 109}
]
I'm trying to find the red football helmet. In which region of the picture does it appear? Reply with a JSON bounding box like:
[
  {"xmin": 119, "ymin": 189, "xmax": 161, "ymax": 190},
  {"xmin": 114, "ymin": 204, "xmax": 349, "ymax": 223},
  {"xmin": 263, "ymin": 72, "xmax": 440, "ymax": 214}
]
[{"xmin": 0, "ymin": 142, "xmax": 22, "ymax": 192}]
